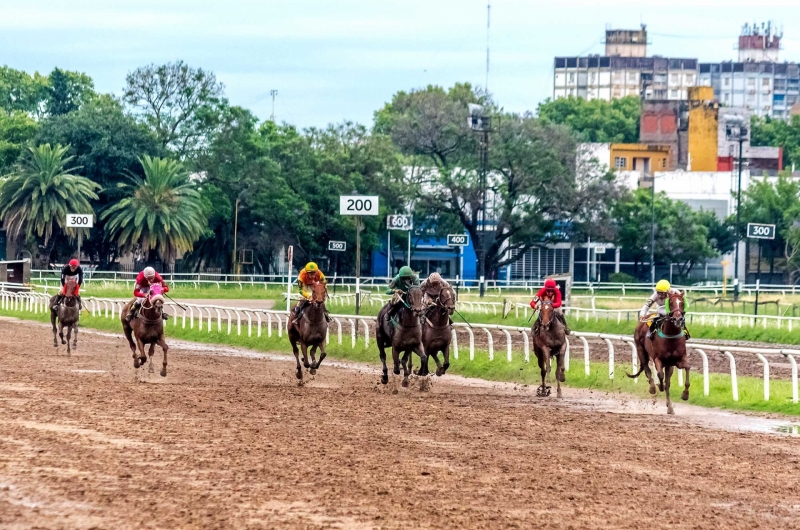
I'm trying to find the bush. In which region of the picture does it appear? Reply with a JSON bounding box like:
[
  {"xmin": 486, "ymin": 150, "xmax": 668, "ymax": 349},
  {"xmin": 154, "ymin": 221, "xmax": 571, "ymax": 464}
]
[{"xmin": 609, "ymin": 272, "xmax": 636, "ymax": 284}]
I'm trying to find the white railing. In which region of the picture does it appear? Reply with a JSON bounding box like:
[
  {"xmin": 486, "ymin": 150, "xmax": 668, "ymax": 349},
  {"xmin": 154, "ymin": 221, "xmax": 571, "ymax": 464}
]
[{"xmin": 3, "ymin": 290, "xmax": 798, "ymax": 405}]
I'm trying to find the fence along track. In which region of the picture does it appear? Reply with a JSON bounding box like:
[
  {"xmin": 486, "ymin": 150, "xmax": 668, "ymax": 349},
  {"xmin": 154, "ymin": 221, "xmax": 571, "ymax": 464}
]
[{"xmin": 3, "ymin": 291, "xmax": 798, "ymax": 405}]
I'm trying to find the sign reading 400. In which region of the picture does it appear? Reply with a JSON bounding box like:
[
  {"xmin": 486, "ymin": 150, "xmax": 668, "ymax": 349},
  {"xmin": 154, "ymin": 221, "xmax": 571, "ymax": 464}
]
[
  {"xmin": 66, "ymin": 214, "xmax": 94, "ymax": 228},
  {"xmin": 447, "ymin": 234, "xmax": 470, "ymax": 247},
  {"xmin": 339, "ymin": 195, "xmax": 379, "ymax": 216}
]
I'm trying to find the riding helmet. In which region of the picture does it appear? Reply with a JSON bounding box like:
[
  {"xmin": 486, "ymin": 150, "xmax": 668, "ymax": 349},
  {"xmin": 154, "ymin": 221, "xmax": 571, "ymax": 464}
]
[
  {"xmin": 656, "ymin": 279, "xmax": 671, "ymax": 293},
  {"xmin": 69, "ymin": 259, "xmax": 79, "ymax": 267},
  {"xmin": 544, "ymin": 278, "xmax": 557, "ymax": 289},
  {"xmin": 305, "ymin": 262, "xmax": 318, "ymax": 272},
  {"xmin": 398, "ymin": 266, "xmax": 414, "ymax": 278}
]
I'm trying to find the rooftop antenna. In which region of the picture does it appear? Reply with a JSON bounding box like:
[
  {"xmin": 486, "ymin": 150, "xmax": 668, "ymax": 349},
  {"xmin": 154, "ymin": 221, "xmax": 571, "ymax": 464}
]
[
  {"xmin": 269, "ymin": 89, "xmax": 278, "ymax": 122},
  {"xmin": 485, "ymin": 2, "xmax": 491, "ymax": 92}
]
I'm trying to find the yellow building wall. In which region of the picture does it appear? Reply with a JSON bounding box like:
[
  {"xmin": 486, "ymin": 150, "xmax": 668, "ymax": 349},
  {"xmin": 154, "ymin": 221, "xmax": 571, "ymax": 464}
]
[
  {"xmin": 687, "ymin": 86, "xmax": 718, "ymax": 171},
  {"xmin": 609, "ymin": 144, "xmax": 670, "ymax": 172}
]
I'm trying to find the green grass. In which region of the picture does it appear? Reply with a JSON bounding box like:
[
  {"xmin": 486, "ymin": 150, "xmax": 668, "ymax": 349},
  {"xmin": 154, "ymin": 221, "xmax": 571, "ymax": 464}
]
[{"xmin": 7, "ymin": 307, "xmax": 800, "ymax": 418}]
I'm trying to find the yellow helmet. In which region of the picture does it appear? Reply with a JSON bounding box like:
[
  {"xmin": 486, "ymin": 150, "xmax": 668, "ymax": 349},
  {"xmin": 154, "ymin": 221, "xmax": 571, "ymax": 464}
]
[
  {"xmin": 655, "ymin": 280, "xmax": 671, "ymax": 293},
  {"xmin": 305, "ymin": 262, "xmax": 319, "ymax": 272}
]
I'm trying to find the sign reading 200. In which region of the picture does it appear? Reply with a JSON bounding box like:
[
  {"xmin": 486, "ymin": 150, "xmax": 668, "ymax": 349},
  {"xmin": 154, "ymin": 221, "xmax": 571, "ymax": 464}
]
[{"xmin": 339, "ymin": 195, "xmax": 379, "ymax": 216}]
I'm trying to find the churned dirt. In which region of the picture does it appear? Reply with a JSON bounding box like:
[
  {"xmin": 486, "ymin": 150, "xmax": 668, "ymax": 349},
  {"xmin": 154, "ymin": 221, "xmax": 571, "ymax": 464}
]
[{"xmin": 2, "ymin": 320, "xmax": 800, "ymax": 529}]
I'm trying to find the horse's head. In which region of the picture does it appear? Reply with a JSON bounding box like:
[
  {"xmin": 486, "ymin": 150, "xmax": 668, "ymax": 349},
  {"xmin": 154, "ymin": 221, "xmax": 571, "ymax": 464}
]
[
  {"xmin": 540, "ymin": 300, "xmax": 554, "ymax": 328},
  {"xmin": 666, "ymin": 291, "xmax": 685, "ymax": 327},
  {"xmin": 310, "ymin": 282, "xmax": 328, "ymax": 305},
  {"xmin": 142, "ymin": 292, "xmax": 164, "ymax": 320},
  {"xmin": 438, "ymin": 287, "xmax": 456, "ymax": 316},
  {"xmin": 406, "ymin": 286, "xmax": 425, "ymax": 318}
]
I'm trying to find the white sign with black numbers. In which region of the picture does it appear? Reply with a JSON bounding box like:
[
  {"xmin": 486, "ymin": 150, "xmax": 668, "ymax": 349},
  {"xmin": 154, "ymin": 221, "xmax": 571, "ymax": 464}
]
[
  {"xmin": 386, "ymin": 214, "xmax": 413, "ymax": 231},
  {"xmin": 447, "ymin": 234, "xmax": 470, "ymax": 247},
  {"xmin": 339, "ymin": 195, "xmax": 379, "ymax": 216},
  {"xmin": 66, "ymin": 214, "xmax": 93, "ymax": 228},
  {"xmin": 328, "ymin": 241, "xmax": 347, "ymax": 252}
]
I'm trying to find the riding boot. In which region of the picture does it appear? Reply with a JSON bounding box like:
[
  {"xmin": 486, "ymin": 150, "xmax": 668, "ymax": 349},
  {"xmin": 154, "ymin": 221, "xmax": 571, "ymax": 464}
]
[
  {"xmin": 684, "ymin": 326, "xmax": 691, "ymax": 340},
  {"xmin": 52, "ymin": 294, "xmax": 63, "ymax": 310},
  {"xmin": 324, "ymin": 310, "xmax": 332, "ymax": 323},
  {"xmin": 533, "ymin": 319, "xmax": 541, "ymax": 335},
  {"xmin": 162, "ymin": 313, "xmax": 169, "ymax": 321},
  {"xmin": 76, "ymin": 295, "xmax": 83, "ymax": 311},
  {"xmin": 292, "ymin": 300, "xmax": 307, "ymax": 324},
  {"xmin": 125, "ymin": 304, "xmax": 138, "ymax": 322}
]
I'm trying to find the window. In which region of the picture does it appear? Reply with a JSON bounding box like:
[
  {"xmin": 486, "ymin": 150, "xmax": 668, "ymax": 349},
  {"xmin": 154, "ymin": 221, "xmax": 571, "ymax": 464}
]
[
  {"xmin": 763, "ymin": 78, "xmax": 771, "ymax": 86},
  {"xmin": 685, "ymin": 74, "xmax": 695, "ymax": 85},
  {"xmin": 568, "ymin": 73, "xmax": 575, "ymax": 83},
  {"xmin": 661, "ymin": 158, "xmax": 667, "ymax": 169},
  {"xmin": 670, "ymin": 89, "xmax": 678, "ymax": 99},
  {"xmin": 671, "ymin": 74, "xmax": 679, "ymax": 83},
  {"xmin": 747, "ymin": 77, "xmax": 756, "ymax": 86},
  {"xmin": 614, "ymin": 157, "xmax": 627, "ymax": 169},
  {"xmin": 724, "ymin": 77, "xmax": 730, "ymax": 87}
]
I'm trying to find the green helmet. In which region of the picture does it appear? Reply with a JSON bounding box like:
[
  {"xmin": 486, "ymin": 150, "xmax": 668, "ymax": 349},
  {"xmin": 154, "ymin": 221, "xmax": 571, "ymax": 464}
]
[{"xmin": 398, "ymin": 266, "xmax": 415, "ymax": 278}]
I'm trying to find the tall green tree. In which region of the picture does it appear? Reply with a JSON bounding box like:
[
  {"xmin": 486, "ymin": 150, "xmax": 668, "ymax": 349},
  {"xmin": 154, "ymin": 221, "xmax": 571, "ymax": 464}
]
[
  {"xmin": 0, "ymin": 111, "xmax": 38, "ymax": 173},
  {"xmin": 45, "ymin": 68, "xmax": 95, "ymax": 116},
  {"xmin": 0, "ymin": 66, "xmax": 47, "ymax": 115},
  {"xmin": 537, "ymin": 95, "xmax": 641, "ymax": 143},
  {"xmin": 123, "ymin": 61, "xmax": 226, "ymax": 158},
  {"xmin": 0, "ymin": 144, "xmax": 99, "ymax": 251},
  {"xmin": 102, "ymin": 156, "xmax": 208, "ymax": 263},
  {"xmin": 750, "ymin": 115, "xmax": 800, "ymax": 169}
]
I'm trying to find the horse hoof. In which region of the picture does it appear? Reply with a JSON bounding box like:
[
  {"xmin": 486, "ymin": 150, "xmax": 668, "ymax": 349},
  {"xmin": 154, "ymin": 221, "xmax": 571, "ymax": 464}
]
[
  {"xmin": 658, "ymin": 384, "xmax": 665, "ymax": 392},
  {"xmin": 557, "ymin": 390, "xmax": 563, "ymax": 398},
  {"xmin": 681, "ymin": 391, "xmax": 689, "ymax": 401},
  {"xmin": 401, "ymin": 379, "xmax": 409, "ymax": 388},
  {"xmin": 310, "ymin": 368, "xmax": 317, "ymax": 375},
  {"xmin": 649, "ymin": 386, "xmax": 657, "ymax": 395},
  {"xmin": 667, "ymin": 407, "xmax": 675, "ymax": 415},
  {"xmin": 381, "ymin": 375, "xmax": 388, "ymax": 385},
  {"xmin": 61, "ymin": 340, "xmax": 66, "ymax": 345},
  {"xmin": 160, "ymin": 369, "xmax": 167, "ymax": 377},
  {"xmin": 436, "ymin": 367, "xmax": 444, "ymax": 377},
  {"xmin": 557, "ymin": 372, "xmax": 566, "ymax": 383},
  {"xmin": 303, "ymin": 362, "xmax": 310, "ymax": 369},
  {"xmin": 295, "ymin": 370, "xmax": 303, "ymax": 380},
  {"xmin": 133, "ymin": 359, "xmax": 140, "ymax": 369}
]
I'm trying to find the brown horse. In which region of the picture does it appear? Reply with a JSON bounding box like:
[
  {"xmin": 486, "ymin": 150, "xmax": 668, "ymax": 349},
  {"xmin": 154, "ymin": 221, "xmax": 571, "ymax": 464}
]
[
  {"xmin": 287, "ymin": 282, "xmax": 329, "ymax": 380},
  {"xmin": 121, "ymin": 294, "xmax": 169, "ymax": 376},
  {"xmin": 418, "ymin": 286, "xmax": 455, "ymax": 377},
  {"xmin": 533, "ymin": 300, "xmax": 567, "ymax": 398},
  {"xmin": 627, "ymin": 291, "xmax": 689, "ymax": 415},
  {"xmin": 376, "ymin": 286, "xmax": 427, "ymax": 389},
  {"xmin": 50, "ymin": 286, "xmax": 80, "ymax": 355}
]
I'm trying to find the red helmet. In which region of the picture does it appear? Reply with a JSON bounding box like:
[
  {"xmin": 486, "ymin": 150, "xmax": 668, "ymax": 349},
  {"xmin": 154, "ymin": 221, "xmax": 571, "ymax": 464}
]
[
  {"xmin": 69, "ymin": 259, "xmax": 79, "ymax": 267},
  {"xmin": 544, "ymin": 278, "xmax": 557, "ymax": 289}
]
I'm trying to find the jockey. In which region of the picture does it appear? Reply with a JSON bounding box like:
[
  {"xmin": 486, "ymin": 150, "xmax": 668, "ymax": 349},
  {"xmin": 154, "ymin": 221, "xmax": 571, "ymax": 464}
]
[
  {"xmin": 420, "ymin": 272, "xmax": 453, "ymax": 324},
  {"xmin": 53, "ymin": 258, "xmax": 83, "ymax": 310},
  {"xmin": 125, "ymin": 266, "xmax": 170, "ymax": 322},
  {"xmin": 385, "ymin": 266, "xmax": 419, "ymax": 322},
  {"xmin": 293, "ymin": 262, "xmax": 330, "ymax": 322},
  {"xmin": 530, "ymin": 278, "xmax": 570, "ymax": 335},
  {"xmin": 640, "ymin": 279, "xmax": 689, "ymax": 340}
]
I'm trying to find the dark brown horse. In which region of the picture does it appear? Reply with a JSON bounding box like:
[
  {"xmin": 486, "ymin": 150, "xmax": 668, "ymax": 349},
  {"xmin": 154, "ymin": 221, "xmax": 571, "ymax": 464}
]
[
  {"xmin": 50, "ymin": 282, "xmax": 80, "ymax": 355},
  {"xmin": 376, "ymin": 286, "xmax": 427, "ymax": 389},
  {"xmin": 627, "ymin": 291, "xmax": 689, "ymax": 414},
  {"xmin": 418, "ymin": 286, "xmax": 455, "ymax": 377},
  {"xmin": 287, "ymin": 282, "xmax": 329, "ymax": 380},
  {"xmin": 533, "ymin": 300, "xmax": 567, "ymax": 398},
  {"xmin": 121, "ymin": 292, "xmax": 169, "ymax": 376}
]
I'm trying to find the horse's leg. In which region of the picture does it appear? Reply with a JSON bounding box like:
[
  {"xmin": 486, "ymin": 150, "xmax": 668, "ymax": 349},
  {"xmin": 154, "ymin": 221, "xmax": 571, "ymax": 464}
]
[
  {"xmin": 316, "ymin": 342, "xmax": 327, "ymax": 371},
  {"xmin": 681, "ymin": 366, "xmax": 690, "ymax": 401},
  {"xmin": 655, "ymin": 358, "xmax": 665, "ymax": 393},
  {"xmin": 535, "ymin": 348, "xmax": 546, "ymax": 395},
  {"xmin": 401, "ymin": 350, "xmax": 411, "ymax": 387},
  {"xmin": 543, "ymin": 347, "xmax": 553, "ymax": 396},
  {"xmin": 432, "ymin": 350, "xmax": 444, "ymax": 377},
  {"xmin": 65, "ymin": 324, "xmax": 72, "ymax": 355},
  {"xmin": 289, "ymin": 335, "xmax": 302, "ymax": 380},
  {"xmin": 417, "ymin": 343, "xmax": 429, "ymax": 377},
  {"xmin": 664, "ymin": 365, "xmax": 675, "ymax": 415},
  {"xmin": 639, "ymin": 343, "xmax": 656, "ymax": 395},
  {"xmin": 135, "ymin": 336, "xmax": 147, "ymax": 369},
  {"xmin": 157, "ymin": 337, "xmax": 169, "ymax": 377},
  {"xmin": 442, "ymin": 341, "xmax": 451, "ymax": 375},
  {"xmin": 378, "ymin": 341, "xmax": 389, "ymax": 385},
  {"xmin": 147, "ymin": 343, "xmax": 156, "ymax": 374},
  {"xmin": 391, "ymin": 345, "xmax": 401, "ymax": 376},
  {"xmin": 301, "ymin": 342, "xmax": 310, "ymax": 370},
  {"xmin": 51, "ymin": 312, "xmax": 58, "ymax": 347},
  {"xmin": 555, "ymin": 353, "xmax": 565, "ymax": 398},
  {"xmin": 71, "ymin": 323, "xmax": 78, "ymax": 351},
  {"xmin": 59, "ymin": 322, "xmax": 66, "ymax": 345},
  {"xmin": 309, "ymin": 345, "xmax": 318, "ymax": 375}
]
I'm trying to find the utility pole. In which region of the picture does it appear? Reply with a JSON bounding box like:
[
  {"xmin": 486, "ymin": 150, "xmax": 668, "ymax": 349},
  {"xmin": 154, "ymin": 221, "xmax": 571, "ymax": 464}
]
[
  {"xmin": 650, "ymin": 173, "xmax": 656, "ymax": 284},
  {"xmin": 729, "ymin": 120, "xmax": 748, "ymax": 301},
  {"xmin": 485, "ymin": 2, "xmax": 491, "ymax": 91},
  {"xmin": 269, "ymin": 89, "xmax": 278, "ymax": 122},
  {"xmin": 468, "ymin": 104, "xmax": 491, "ymax": 298}
]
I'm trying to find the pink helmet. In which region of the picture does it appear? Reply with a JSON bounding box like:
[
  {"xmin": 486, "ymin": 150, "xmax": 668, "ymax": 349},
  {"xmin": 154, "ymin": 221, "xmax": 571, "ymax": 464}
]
[{"xmin": 544, "ymin": 278, "xmax": 557, "ymax": 289}]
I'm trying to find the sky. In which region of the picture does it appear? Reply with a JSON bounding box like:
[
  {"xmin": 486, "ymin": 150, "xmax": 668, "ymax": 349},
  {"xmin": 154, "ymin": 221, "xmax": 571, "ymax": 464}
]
[{"xmin": 2, "ymin": 0, "xmax": 800, "ymax": 128}]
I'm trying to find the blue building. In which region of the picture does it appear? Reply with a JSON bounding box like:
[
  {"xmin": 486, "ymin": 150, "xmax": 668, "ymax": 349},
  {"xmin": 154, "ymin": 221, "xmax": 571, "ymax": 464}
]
[{"xmin": 371, "ymin": 233, "xmax": 477, "ymax": 280}]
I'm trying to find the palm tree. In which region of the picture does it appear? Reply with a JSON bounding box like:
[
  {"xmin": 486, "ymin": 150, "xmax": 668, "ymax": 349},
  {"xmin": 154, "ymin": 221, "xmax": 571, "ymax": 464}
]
[
  {"xmin": 102, "ymin": 155, "xmax": 207, "ymax": 263},
  {"xmin": 0, "ymin": 144, "xmax": 99, "ymax": 245}
]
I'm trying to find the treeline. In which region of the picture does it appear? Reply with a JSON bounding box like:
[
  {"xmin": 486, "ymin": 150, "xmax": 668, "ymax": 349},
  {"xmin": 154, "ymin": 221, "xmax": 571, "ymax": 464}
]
[{"xmin": 1, "ymin": 64, "xmax": 799, "ymax": 281}]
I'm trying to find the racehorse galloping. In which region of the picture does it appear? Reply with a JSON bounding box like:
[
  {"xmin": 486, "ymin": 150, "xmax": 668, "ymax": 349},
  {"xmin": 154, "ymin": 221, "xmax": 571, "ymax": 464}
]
[
  {"xmin": 628, "ymin": 291, "xmax": 689, "ymax": 414},
  {"xmin": 419, "ymin": 286, "xmax": 455, "ymax": 377},
  {"xmin": 121, "ymin": 285, "xmax": 169, "ymax": 376},
  {"xmin": 533, "ymin": 300, "xmax": 567, "ymax": 398},
  {"xmin": 287, "ymin": 282, "xmax": 329, "ymax": 380},
  {"xmin": 376, "ymin": 286, "xmax": 427, "ymax": 389},
  {"xmin": 50, "ymin": 278, "xmax": 80, "ymax": 355}
]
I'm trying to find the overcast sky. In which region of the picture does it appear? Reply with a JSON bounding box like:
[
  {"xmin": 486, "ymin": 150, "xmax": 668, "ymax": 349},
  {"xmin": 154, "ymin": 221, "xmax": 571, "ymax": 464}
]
[{"xmin": 2, "ymin": 0, "xmax": 800, "ymax": 128}]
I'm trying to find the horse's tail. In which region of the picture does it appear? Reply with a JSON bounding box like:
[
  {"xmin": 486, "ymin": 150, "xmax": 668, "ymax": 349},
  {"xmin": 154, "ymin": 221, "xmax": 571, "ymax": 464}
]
[{"xmin": 626, "ymin": 364, "xmax": 645, "ymax": 379}]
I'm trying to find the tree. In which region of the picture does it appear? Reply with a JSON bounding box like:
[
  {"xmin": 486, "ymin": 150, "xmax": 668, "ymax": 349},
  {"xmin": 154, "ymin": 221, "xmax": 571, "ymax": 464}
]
[
  {"xmin": 45, "ymin": 68, "xmax": 95, "ymax": 116},
  {"xmin": 35, "ymin": 95, "xmax": 164, "ymax": 264},
  {"xmin": 0, "ymin": 111, "xmax": 38, "ymax": 173},
  {"xmin": 0, "ymin": 66, "xmax": 47, "ymax": 115},
  {"xmin": 102, "ymin": 156, "xmax": 208, "ymax": 263},
  {"xmin": 0, "ymin": 144, "xmax": 99, "ymax": 250},
  {"xmin": 613, "ymin": 189, "xmax": 717, "ymax": 279},
  {"xmin": 537, "ymin": 96, "xmax": 641, "ymax": 143},
  {"xmin": 378, "ymin": 83, "xmax": 622, "ymax": 278},
  {"xmin": 123, "ymin": 61, "xmax": 226, "ymax": 157},
  {"xmin": 750, "ymin": 115, "xmax": 800, "ymax": 169}
]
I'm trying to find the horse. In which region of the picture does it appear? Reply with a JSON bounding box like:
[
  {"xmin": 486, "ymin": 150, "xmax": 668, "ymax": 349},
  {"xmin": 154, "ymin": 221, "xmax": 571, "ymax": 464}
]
[
  {"xmin": 50, "ymin": 278, "xmax": 80, "ymax": 355},
  {"xmin": 627, "ymin": 291, "xmax": 689, "ymax": 415},
  {"xmin": 121, "ymin": 285, "xmax": 169, "ymax": 377},
  {"xmin": 418, "ymin": 285, "xmax": 456, "ymax": 377},
  {"xmin": 287, "ymin": 282, "xmax": 329, "ymax": 380},
  {"xmin": 375, "ymin": 286, "xmax": 427, "ymax": 389},
  {"xmin": 532, "ymin": 300, "xmax": 567, "ymax": 398}
]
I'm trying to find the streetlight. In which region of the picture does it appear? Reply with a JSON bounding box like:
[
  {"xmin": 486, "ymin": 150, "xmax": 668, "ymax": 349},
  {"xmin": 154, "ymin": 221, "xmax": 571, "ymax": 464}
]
[
  {"xmin": 726, "ymin": 118, "xmax": 749, "ymax": 301},
  {"xmin": 468, "ymin": 103, "xmax": 491, "ymax": 298},
  {"xmin": 647, "ymin": 172, "xmax": 662, "ymax": 284},
  {"xmin": 231, "ymin": 189, "xmax": 248, "ymax": 276}
]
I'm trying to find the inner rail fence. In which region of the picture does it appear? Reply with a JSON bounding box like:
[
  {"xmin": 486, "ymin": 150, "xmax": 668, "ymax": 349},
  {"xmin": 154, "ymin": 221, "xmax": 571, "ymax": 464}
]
[{"xmin": 2, "ymin": 290, "xmax": 798, "ymax": 406}]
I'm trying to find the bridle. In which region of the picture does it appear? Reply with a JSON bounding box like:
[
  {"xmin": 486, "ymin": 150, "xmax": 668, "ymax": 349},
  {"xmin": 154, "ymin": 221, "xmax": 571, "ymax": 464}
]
[
  {"xmin": 657, "ymin": 294, "xmax": 686, "ymax": 339},
  {"xmin": 539, "ymin": 300, "xmax": 554, "ymax": 330}
]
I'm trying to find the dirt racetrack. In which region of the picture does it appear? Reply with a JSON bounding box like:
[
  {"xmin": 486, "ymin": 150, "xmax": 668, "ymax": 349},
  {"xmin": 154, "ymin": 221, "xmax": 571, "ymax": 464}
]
[{"xmin": 2, "ymin": 320, "xmax": 800, "ymax": 529}]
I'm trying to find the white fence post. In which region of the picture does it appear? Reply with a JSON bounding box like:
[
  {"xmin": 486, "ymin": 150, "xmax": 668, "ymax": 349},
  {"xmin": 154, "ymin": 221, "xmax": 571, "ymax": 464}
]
[
  {"xmin": 722, "ymin": 350, "xmax": 738, "ymax": 402},
  {"xmin": 603, "ymin": 338, "xmax": 614, "ymax": 379}
]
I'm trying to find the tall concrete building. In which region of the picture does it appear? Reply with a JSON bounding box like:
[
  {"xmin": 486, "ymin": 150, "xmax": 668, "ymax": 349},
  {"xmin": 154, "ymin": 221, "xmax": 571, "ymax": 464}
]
[
  {"xmin": 553, "ymin": 25, "xmax": 698, "ymax": 102},
  {"xmin": 699, "ymin": 22, "xmax": 798, "ymax": 119}
]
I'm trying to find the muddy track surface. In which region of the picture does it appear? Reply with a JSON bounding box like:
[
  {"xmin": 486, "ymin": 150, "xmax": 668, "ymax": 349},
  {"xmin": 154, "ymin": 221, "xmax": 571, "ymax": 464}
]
[{"xmin": 2, "ymin": 321, "xmax": 800, "ymax": 529}]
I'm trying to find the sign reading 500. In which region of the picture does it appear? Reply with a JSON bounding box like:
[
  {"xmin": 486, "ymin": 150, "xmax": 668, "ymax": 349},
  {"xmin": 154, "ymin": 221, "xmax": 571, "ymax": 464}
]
[
  {"xmin": 66, "ymin": 214, "xmax": 94, "ymax": 228},
  {"xmin": 339, "ymin": 195, "xmax": 379, "ymax": 216}
]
